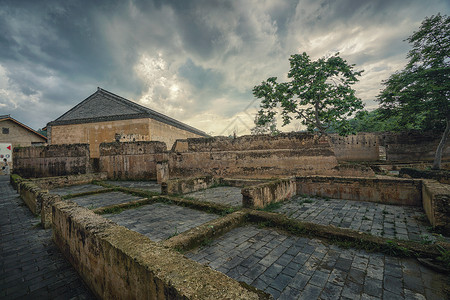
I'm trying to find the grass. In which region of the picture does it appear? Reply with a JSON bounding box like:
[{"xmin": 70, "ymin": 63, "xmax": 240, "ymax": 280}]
[
  {"xmin": 168, "ymin": 226, "xmax": 179, "ymax": 239},
  {"xmin": 419, "ymin": 234, "xmax": 433, "ymax": 245},
  {"xmin": 436, "ymin": 244, "xmax": 450, "ymax": 270},
  {"xmin": 298, "ymin": 199, "xmax": 314, "ymax": 205},
  {"xmin": 98, "ymin": 202, "xmax": 144, "ymax": 215},
  {"xmin": 259, "ymin": 202, "xmax": 283, "ymax": 212}
]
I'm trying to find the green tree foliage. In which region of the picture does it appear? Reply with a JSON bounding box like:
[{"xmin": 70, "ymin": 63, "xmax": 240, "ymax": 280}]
[
  {"xmin": 250, "ymin": 115, "xmax": 280, "ymax": 135},
  {"xmin": 345, "ymin": 108, "xmax": 420, "ymax": 133},
  {"xmin": 378, "ymin": 14, "xmax": 449, "ymax": 169},
  {"xmin": 253, "ymin": 52, "xmax": 364, "ymax": 136}
]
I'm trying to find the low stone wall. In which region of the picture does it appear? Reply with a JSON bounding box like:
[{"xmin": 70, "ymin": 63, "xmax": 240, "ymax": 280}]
[
  {"xmin": 242, "ymin": 178, "xmax": 296, "ymax": 208},
  {"xmin": 169, "ymin": 133, "xmax": 339, "ymax": 179},
  {"xmin": 422, "ymin": 180, "xmax": 450, "ymax": 234},
  {"xmin": 40, "ymin": 193, "xmax": 62, "ymax": 229},
  {"xmin": 19, "ymin": 181, "xmax": 47, "ymax": 215},
  {"xmin": 31, "ymin": 173, "xmax": 107, "ymax": 190},
  {"xmin": 13, "ymin": 144, "xmax": 91, "ymax": 178},
  {"xmin": 162, "ymin": 176, "xmax": 221, "ymax": 195},
  {"xmin": 52, "ymin": 201, "xmax": 265, "ymax": 299},
  {"xmin": 296, "ymin": 176, "xmax": 423, "ymax": 206},
  {"xmin": 99, "ymin": 141, "xmax": 167, "ymax": 180},
  {"xmin": 10, "ymin": 174, "xmax": 24, "ymax": 191},
  {"xmin": 17, "ymin": 179, "xmax": 62, "ymax": 228}
]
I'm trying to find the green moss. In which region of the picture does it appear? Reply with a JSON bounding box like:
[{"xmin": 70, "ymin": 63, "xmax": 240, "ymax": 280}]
[{"xmin": 259, "ymin": 202, "xmax": 283, "ymax": 212}]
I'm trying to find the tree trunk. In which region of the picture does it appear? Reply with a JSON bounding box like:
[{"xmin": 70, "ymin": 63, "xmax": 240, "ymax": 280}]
[{"xmin": 432, "ymin": 117, "xmax": 450, "ymax": 170}]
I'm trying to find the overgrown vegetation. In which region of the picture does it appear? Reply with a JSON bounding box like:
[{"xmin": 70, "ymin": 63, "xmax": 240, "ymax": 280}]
[{"xmin": 377, "ymin": 14, "xmax": 450, "ymax": 170}]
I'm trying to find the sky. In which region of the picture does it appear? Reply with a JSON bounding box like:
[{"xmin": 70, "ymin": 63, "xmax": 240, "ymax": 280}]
[{"xmin": 0, "ymin": 0, "xmax": 449, "ymax": 136}]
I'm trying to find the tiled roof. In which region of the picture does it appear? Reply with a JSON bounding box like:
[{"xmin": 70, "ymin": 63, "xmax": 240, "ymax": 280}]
[{"xmin": 48, "ymin": 88, "xmax": 208, "ymax": 137}]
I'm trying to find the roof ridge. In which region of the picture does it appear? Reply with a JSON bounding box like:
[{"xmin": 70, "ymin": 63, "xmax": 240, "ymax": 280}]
[{"xmin": 49, "ymin": 87, "xmax": 209, "ymax": 137}]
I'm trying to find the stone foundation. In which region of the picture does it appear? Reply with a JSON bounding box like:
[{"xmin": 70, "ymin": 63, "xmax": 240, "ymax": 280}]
[{"xmin": 52, "ymin": 201, "xmax": 267, "ymax": 299}]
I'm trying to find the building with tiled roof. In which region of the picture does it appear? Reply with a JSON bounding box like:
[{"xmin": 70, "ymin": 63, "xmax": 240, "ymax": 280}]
[
  {"xmin": 47, "ymin": 88, "xmax": 208, "ymax": 157},
  {"xmin": 0, "ymin": 115, "xmax": 47, "ymax": 148}
]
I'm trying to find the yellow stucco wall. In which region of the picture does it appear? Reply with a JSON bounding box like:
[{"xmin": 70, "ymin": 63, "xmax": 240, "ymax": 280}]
[
  {"xmin": 50, "ymin": 118, "xmax": 204, "ymax": 158},
  {"xmin": 0, "ymin": 119, "xmax": 46, "ymax": 147}
]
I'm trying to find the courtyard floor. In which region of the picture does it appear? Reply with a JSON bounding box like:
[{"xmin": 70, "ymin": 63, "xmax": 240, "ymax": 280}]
[
  {"xmin": 186, "ymin": 186, "xmax": 243, "ymax": 207},
  {"xmin": 15, "ymin": 180, "xmax": 450, "ymax": 299},
  {"xmin": 274, "ymin": 195, "xmax": 446, "ymax": 243},
  {"xmin": 186, "ymin": 225, "xmax": 447, "ymax": 300}
]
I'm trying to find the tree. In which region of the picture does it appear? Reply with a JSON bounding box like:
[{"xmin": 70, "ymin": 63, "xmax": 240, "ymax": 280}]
[
  {"xmin": 250, "ymin": 115, "xmax": 279, "ymax": 135},
  {"xmin": 343, "ymin": 108, "xmax": 419, "ymax": 133},
  {"xmin": 378, "ymin": 14, "xmax": 449, "ymax": 169},
  {"xmin": 253, "ymin": 52, "xmax": 364, "ymax": 137}
]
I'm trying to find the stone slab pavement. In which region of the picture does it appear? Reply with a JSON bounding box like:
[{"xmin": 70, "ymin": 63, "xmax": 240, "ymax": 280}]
[
  {"xmin": 65, "ymin": 191, "xmax": 143, "ymax": 210},
  {"xmin": 103, "ymin": 202, "xmax": 219, "ymax": 242},
  {"xmin": 186, "ymin": 186, "xmax": 242, "ymax": 207},
  {"xmin": 186, "ymin": 225, "xmax": 448, "ymax": 300},
  {"xmin": 274, "ymin": 195, "xmax": 449, "ymax": 243},
  {"xmin": 0, "ymin": 175, "xmax": 95, "ymax": 299},
  {"xmin": 104, "ymin": 180, "xmax": 161, "ymax": 193},
  {"xmin": 50, "ymin": 184, "xmax": 106, "ymax": 196}
]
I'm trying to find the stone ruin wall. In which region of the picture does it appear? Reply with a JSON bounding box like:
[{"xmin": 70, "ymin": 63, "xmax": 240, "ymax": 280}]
[
  {"xmin": 99, "ymin": 141, "xmax": 168, "ymax": 180},
  {"xmin": 169, "ymin": 133, "xmax": 339, "ymax": 179},
  {"xmin": 381, "ymin": 131, "xmax": 450, "ymax": 162},
  {"xmin": 11, "ymin": 131, "xmax": 450, "ymax": 179},
  {"xmin": 330, "ymin": 133, "xmax": 380, "ymax": 162},
  {"xmin": 13, "ymin": 144, "xmax": 91, "ymax": 178}
]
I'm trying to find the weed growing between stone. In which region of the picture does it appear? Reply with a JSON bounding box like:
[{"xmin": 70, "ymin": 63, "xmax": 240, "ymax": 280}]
[
  {"xmin": 168, "ymin": 226, "xmax": 179, "ymax": 239},
  {"xmin": 436, "ymin": 244, "xmax": 450, "ymax": 270}
]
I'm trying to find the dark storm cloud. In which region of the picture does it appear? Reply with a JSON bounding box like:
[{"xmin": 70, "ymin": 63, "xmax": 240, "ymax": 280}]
[{"xmin": 0, "ymin": 0, "xmax": 449, "ymax": 133}]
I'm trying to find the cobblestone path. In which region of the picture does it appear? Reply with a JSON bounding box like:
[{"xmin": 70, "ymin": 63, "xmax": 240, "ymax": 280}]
[
  {"xmin": 50, "ymin": 183, "xmax": 106, "ymax": 196},
  {"xmin": 104, "ymin": 180, "xmax": 161, "ymax": 193},
  {"xmin": 186, "ymin": 225, "xmax": 448, "ymax": 300},
  {"xmin": 274, "ymin": 196, "xmax": 443, "ymax": 243},
  {"xmin": 0, "ymin": 175, "xmax": 95, "ymax": 299},
  {"xmin": 186, "ymin": 186, "xmax": 242, "ymax": 207},
  {"xmin": 103, "ymin": 202, "xmax": 219, "ymax": 241}
]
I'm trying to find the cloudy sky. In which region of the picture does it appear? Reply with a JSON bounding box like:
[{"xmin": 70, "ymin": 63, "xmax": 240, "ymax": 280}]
[{"xmin": 1, "ymin": 0, "xmax": 449, "ymax": 135}]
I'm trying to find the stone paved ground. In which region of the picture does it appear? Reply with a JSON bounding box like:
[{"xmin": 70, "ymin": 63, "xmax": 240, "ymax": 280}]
[
  {"xmin": 186, "ymin": 225, "xmax": 448, "ymax": 300},
  {"xmin": 274, "ymin": 195, "xmax": 446, "ymax": 243},
  {"xmin": 67, "ymin": 191, "xmax": 143, "ymax": 209},
  {"xmin": 104, "ymin": 180, "xmax": 161, "ymax": 193},
  {"xmin": 50, "ymin": 183, "xmax": 106, "ymax": 196},
  {"xmin": 103, "ymin": 202, "xmax": 219, "ymax": 241},
  {"xmin": 186, "ymin": 186, "xmax": 242, "ymax": 207},
  {"xmin": 0, "ymin": 175, "xmax": 95, "ymax": 299}
]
